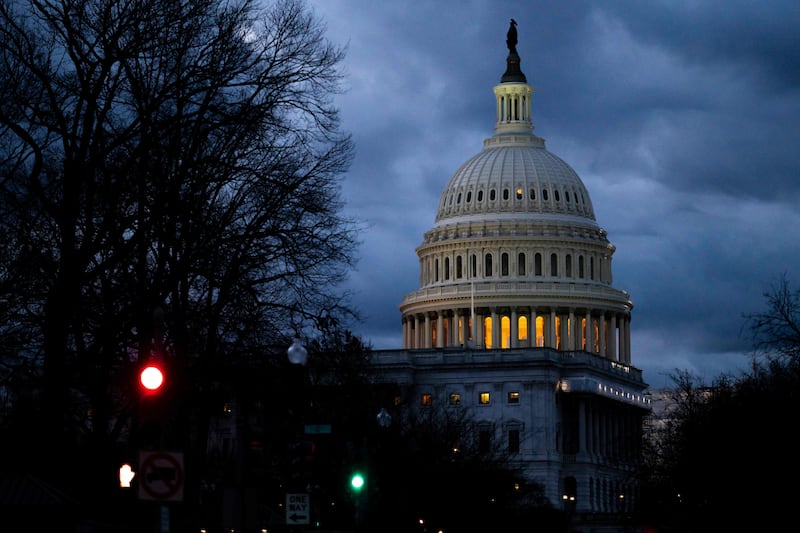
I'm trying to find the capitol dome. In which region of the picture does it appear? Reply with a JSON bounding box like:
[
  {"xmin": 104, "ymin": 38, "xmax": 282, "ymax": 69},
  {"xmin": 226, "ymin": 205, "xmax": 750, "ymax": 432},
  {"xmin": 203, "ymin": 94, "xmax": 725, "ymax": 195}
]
[
  {"xmin": 400, "ymin": 28, "xmax": 634, "ymax": 361},
  {"xmin": 435, "ymin": 133, "xmax": 596, "ymax": 227}
]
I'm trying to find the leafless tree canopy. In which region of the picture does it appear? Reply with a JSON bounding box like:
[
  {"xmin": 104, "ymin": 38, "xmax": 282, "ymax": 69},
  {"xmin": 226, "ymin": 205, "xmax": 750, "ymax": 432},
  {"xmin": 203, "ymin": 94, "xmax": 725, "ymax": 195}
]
[
  {"xmin": 743, "ymin": 272, "xmax": 800, "ymax": 362},
  {"xmin": 0, "ymin": 0, "xmax": 357, "ymax": 441}
]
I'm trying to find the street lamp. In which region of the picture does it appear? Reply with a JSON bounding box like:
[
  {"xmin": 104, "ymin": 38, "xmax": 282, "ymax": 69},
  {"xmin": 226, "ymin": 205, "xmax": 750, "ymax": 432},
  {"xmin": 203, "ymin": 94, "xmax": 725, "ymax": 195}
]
[
  {"xmin": 287, "ymin": 337, "xmax": 308, "ymax": 365},
  {"xmin": 376, "ymin": 408, "xmax": 392, "ymax": 428}
]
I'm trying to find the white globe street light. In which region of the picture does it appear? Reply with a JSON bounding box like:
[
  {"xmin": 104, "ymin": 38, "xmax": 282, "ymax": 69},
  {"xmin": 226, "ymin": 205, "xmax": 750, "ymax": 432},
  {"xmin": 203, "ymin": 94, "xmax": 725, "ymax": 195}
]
[{"xmin": 287, "ymin": 337, "xmax": 308, "ymax": 366}]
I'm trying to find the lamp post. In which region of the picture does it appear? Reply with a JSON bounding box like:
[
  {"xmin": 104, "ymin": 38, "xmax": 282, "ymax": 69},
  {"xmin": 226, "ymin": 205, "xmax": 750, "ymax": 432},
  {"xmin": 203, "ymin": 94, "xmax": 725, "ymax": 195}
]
[{"xmin": 287, "ymin": 337, "xmax": 309, "ymax": 366}]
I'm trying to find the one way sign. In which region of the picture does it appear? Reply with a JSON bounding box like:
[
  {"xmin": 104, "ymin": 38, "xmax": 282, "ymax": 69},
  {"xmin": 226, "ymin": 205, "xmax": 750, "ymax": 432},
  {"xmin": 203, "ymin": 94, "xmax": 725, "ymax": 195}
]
[{"xmin": 286, "ymin": 493, "xmax": 310, "ymax": 525}]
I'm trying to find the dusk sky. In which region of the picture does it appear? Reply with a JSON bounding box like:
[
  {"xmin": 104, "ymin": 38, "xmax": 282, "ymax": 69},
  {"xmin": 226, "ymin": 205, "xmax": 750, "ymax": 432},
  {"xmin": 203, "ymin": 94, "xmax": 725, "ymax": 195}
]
[{"xmin": 307, "ymin": 0, "xmax": 800, "ymax": 389}]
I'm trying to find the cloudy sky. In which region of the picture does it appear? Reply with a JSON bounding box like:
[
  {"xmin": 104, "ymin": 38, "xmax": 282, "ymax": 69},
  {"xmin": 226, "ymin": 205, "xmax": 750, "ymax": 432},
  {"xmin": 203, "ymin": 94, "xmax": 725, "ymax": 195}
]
[{"xmin": 306, "ymin": 0, "xmax": 800, "ymax": 389}]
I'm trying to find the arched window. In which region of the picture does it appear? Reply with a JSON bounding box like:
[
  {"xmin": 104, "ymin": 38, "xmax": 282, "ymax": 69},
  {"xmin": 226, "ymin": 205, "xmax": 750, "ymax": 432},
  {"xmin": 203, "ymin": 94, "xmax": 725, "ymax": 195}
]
[
  {"xmin": 543, "ymin": 189, "xmax": 549, "ymax": 201},
  {"xmin": 484, "ymin": 316, "xmax": 493, "ymax": 348},
  {"xmin": 518, "ymin": 316, "xmax": 528, "ymax": 341},
  {"xmin": 435, "ymin": 258, "xmax": 440, "ymax": 282},
  {"xmin": 534, "ymin": 253, "xmax": 542, "ymax": 276},
  {"xmin": 516, "ymin": 187, "xmax": 523, "ymax": 199},
  {"xmin": 555, "ymin": 316, "xmax": 562, "ymax": 349},
  {"xmin": 578, "ymin": 256, "xmax": 585, "ymax": 278},
  {"xmin": 503, "ymin": 188, "xmax": 510, "ymax": 200},
  {"xmin": 590, "ymin": 256, "xmax": 595, "ymax": 280},
  {"xmin": 565, "ymin": 254, "xmax": 572, "ymax": 278},
  {"xmin": 501, "ymin": 253, "xmax": 509, "ymax": 276},
  {"xmin": 535, "ymin": 316, "xmax": 545, "ymax": 347},
  {"xmin": 466, "ymin": 191, "xmax": 472, "ymax": 203},
  {"xmin": 485, "ymin": 254, "xmax": 493, "ymax": 277},
  {"xmin": 517, "ymin": 253, "xmax": 526, "ymax": 276},
  {"xmin": 550, "ymin": 253, "xmax": 558, "ymax": 277},
  {"xmin": 581, "ymin": 318, "xmax": 586, "ymax": 350},
  {"xmin": 471, "ymin": 254, "xmax": 477, "ymax": 278},
  {"xmin": 501, "ymin": 316, "xmax": 511, "ymax": 348},
  {"xmin": 456, "ymin": 256, "xmax": 463, "ymax": 279},
  {"xmin": 529, "ymin": 188, "xmax": 536, "ymax": 200},
  {"xmin": 490, "ymin": 189, "xmax": 496, "ymax": 201},
  {"xmin": 477, "ymin": 190, "xmax": 484, "ymax": 202},
  {"xmin": 444, "ymin": 257, "xmax": 450, "ymax": 280}
]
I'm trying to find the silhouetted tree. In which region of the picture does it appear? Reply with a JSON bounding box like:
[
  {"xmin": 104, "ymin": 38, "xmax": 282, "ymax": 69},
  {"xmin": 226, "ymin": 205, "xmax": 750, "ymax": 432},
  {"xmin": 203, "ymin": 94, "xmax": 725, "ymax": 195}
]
[
  {"xmin": 640, "ymin": 275, "xmax": 800, "ymax": 531},
  {"xmin": 0, "ymin": 0, "xmax": 356, "ymax": 510}
]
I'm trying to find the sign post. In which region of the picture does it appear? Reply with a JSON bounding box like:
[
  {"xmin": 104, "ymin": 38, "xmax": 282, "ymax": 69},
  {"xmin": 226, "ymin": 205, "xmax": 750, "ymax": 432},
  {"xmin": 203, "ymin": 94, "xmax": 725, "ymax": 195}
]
[{"xmin": 286, "ymin": 493, "xmax": 310, "ymax": 526}]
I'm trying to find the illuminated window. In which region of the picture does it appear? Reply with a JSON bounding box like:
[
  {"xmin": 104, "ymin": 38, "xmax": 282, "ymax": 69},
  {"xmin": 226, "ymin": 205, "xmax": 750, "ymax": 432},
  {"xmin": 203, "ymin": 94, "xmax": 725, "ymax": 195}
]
[
  {"xmin": 535, "ymin": 316, "xmax": 545, "ymax": 347},
  {"xmin": 507, "ymin": 391, "xmax": 520, "ymax": 404},
  {"xmin": 516, "ymin": 187, "xmax": 523, "ymax": 199},
  {"xmin": 421, "ymin": 393, "xmax": 432, "ymax": 407},
  {"xmin": 484, "ymin": 317, "xmax": 492, "ymax": 348},
  {"xmin": 555, "ymin": 316, "xmax": 562, "ymax": 349},
  {"xmin": 449, "ymin": 393, "xmax": 461, "ymax": 406},
  {"xmin": 479, "ymin": 392, "xmax": 491, "ymax": 405},
  {"xmin": 518, "ymin": 316, "xmax": 528, "ymax": 340}
]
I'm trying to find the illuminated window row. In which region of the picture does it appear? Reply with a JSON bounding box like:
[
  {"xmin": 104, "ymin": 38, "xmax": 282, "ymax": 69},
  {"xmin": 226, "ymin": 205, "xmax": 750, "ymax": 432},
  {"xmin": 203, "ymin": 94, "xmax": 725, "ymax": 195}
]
[{"xmin": 422, "ymin": 390, "xmax": 521, "ymax": 407}]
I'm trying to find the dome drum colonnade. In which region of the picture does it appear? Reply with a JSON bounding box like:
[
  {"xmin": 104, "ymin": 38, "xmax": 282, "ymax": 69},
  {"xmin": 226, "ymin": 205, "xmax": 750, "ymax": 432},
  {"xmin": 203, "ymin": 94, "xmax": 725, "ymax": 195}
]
[{"xmin": 400, "ymin": 298, "xmax": 632, "ymax": 365}]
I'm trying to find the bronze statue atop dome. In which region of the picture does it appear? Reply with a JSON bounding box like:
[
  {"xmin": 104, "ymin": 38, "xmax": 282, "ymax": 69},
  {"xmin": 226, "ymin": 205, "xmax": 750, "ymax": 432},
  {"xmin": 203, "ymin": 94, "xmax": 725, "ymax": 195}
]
[
  {"xmin": 501, "ymin": 18, "xmax": 526, "ymax": 83},
  {"xmin": 506, "ymin": 18, "xmax": 518, "ymax": 54}
]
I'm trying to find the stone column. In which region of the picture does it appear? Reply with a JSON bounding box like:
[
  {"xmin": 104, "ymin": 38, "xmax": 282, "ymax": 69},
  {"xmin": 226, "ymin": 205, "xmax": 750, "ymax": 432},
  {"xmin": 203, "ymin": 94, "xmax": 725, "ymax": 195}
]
[
  {"xmin": 510, "ymin": 308, "xmax": 519, "ymax": 348},
  {"xmin": 436, "ymin": 312, "xmax": 444, "ymax": 348},
  {"xmin": 424, "ymin": 313, "xmax": 432, "ymax": 349},
  {"xmin": 608, "ymin": 314, "xmax": 617, "ymax": 361},
  {"xmin": 491, "ymin": 308, "xmax": 500, "ymax": 349}
]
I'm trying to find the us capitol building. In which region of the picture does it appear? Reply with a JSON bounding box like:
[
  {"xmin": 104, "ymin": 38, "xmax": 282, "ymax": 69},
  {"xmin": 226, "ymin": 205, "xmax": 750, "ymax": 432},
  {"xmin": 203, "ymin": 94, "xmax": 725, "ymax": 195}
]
[{"xmin": 369, "ymin": 21, "xmax": 652, "ymax": 525}]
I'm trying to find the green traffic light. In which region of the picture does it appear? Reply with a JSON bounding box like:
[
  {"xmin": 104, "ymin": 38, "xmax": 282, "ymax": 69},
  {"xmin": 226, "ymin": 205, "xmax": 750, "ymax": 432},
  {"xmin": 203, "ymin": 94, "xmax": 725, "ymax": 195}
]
[{"xmin": 350, "ymin": 472, "xmax": 365, "ymax": 491}]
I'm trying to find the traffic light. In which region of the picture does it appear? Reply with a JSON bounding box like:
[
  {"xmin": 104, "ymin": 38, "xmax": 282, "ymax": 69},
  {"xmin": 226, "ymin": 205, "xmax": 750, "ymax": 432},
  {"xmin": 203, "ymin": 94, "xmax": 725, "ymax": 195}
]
[
  {"xmin": 139, "ymin": 361, "xmax": 165, "ymax": 395},
  {"xmin": 350, "ymin": 471, "xmax": 365, "ymax": 492}
]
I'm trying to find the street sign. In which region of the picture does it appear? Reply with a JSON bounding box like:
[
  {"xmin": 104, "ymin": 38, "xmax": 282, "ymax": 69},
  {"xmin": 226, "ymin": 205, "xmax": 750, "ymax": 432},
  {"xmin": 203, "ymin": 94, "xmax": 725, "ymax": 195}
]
[
  {"xmin": 304, "ymin": 423, "xmax": 332, "ymax": 434},
  {"xmin": 286, "ymin": 493, "xmax": 310, "ymax": 525},
  {"xmin": 138, "ymin": 450, "xmax": 184, "ymax": 502}
]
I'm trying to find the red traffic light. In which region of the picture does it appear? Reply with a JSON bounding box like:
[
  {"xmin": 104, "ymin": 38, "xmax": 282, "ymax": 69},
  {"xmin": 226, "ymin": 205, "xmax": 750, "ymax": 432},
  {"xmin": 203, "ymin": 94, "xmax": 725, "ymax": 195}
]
[{"xmin": 139, "ymin": 363, "xmax": 164, "ymax": 392}]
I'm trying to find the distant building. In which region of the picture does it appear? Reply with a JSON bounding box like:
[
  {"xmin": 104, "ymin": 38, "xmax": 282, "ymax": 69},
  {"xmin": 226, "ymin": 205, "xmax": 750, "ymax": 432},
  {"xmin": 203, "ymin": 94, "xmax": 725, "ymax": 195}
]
[{"xmin": 369, "ymin": 21, "xmax": 651, "ymax": 529}]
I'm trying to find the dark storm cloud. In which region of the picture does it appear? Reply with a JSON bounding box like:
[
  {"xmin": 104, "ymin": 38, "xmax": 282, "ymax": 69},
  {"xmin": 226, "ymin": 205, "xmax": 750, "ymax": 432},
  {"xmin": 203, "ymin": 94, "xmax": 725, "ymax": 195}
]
[{"xmin": 308, "ymin": 0, "xmax": 800, "ymax": 389}]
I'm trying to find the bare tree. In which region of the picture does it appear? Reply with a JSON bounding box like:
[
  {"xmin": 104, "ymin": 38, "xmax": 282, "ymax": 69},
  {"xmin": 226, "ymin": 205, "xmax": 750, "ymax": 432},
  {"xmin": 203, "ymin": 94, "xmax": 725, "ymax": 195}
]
[
  {"xmin": 743, "ymin": 272, "xmax": 800, "ymax": 362},
  {"xmin": 0, "ymin": 0, "xmax": 357, "ymax": 486}
]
